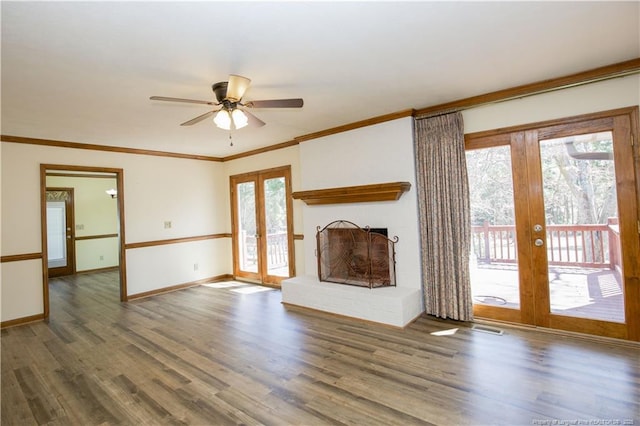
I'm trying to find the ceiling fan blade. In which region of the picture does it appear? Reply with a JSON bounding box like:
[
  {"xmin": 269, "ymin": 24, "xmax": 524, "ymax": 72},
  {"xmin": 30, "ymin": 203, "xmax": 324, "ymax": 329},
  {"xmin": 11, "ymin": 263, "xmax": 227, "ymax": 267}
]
[
  {"xmin": 180, "ymin": 110, "xmax": 216, "ymax": 126},
  {"xmin": 245, "ymin": 98, "xmax": 304, "ymax": 108},
  {"xmin": 150, "ymin": 96, "xmax": 216, "ymax": 105},
  {"xmin": 226, "ymin": 75, "xmax": 251, "ymax": 102},
  {"xmin": 243, "ymin": 109, "xmax": 266, "ymax": 127}
]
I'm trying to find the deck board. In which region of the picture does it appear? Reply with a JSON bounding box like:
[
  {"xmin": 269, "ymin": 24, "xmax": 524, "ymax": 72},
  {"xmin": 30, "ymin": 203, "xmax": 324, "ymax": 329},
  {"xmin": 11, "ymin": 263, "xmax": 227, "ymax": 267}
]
[{"xmin": 472, "ymin": 264, "xmax": 625, "ymax": 322}]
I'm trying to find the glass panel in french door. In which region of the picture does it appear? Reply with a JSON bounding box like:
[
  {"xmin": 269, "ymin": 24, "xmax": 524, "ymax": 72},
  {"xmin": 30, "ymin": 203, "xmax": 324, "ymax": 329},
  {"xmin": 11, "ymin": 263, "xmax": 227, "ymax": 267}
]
[
  {"xmin": 466, "ymin": 145, "xmax": 521, "ymax": 309},
  {"xmin": 237, "ymin": 181, "xmax": 258, "ymax": 273},
  {"xmin": 538, "ymin": 131, "xmax": 624, "ymax": 323},
  {"xmin": 263, "ymin": 177, "xmax": 290, "ymax": 277}
]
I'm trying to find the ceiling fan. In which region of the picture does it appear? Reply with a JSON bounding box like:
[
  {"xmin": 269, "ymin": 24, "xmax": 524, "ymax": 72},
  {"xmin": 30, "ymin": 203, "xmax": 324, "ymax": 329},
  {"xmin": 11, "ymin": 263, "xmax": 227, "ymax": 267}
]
[{"xmin": 150, "ymin": 75, "xmax": 303, "ymax": 130}]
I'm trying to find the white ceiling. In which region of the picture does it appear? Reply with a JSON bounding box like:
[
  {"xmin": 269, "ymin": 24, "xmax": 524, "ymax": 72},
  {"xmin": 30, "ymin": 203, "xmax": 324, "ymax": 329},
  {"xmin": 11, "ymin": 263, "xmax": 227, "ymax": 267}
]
[{"xmin": 2, "ymin": 1, "xmax": 638, "ymax": 158}]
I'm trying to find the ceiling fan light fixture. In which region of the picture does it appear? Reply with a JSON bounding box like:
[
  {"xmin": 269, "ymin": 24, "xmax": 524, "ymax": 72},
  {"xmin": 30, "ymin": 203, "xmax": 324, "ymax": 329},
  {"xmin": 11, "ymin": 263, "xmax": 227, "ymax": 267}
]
[
  {"xmin": 231, "ymin": 108, "xmax": 249, "ymax": 129},
  {"xmin": 213, "ymin": 109, "xmax": 231, "ymax": 130},
  {"xmin": 151, "ymin": 74, "xmax": 303, "ymax": 130}
]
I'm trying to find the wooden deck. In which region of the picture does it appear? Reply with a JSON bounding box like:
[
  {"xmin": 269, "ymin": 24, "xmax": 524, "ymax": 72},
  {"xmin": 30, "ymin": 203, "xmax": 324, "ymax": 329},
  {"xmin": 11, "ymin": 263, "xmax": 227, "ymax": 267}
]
[
  {"xmin": 471, "ymin": 263, "xmax": 625, "ymax": 323},
  {"xmin": 2, "ymin": 270, "xmax": 639, "ymax": 425}
]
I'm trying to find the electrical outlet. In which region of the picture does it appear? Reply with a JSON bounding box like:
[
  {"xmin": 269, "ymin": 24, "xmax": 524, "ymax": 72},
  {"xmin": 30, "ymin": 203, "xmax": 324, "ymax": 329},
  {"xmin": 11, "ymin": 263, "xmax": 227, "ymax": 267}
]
[
  {"xmin": 193, "ymin": 263, "xmax": 198, "ymax": 271},
  {"xmin": 99, "ymin": 255, "xmax": 104, "ymax": 261},
  {"xmin": 76, "ymin": 224, "xmax": 84, "ymax": 230},
  {"xmin": 164, "ymin": 221, "xmax": 172, "ymax": 229}
]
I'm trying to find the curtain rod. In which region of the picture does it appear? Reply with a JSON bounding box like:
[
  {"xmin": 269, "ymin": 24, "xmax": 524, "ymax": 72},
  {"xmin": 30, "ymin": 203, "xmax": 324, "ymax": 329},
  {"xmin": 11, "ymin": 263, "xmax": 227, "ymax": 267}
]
[{"xmin": 415, "ymin": 62, "xmax": 640, "ymax": 120}]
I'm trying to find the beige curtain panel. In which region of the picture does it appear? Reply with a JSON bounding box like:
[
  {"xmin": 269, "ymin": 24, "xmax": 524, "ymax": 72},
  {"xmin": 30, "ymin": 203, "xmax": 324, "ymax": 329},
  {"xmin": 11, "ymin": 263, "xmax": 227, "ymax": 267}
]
[{"xmin": 414, "ymin": 111, "xmax": 473, "ymax": 321}]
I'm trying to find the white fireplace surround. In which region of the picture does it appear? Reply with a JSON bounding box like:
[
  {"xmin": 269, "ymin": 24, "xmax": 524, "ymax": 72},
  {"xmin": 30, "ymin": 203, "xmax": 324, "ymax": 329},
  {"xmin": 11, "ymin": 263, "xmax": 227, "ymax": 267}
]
[
  {"xmin": 282, "ymin": 276, "xmax": 422, "ymax": 327},
  {"xmin": 282, "ymin": 117, "xmax": 425, "ymax": 327}
]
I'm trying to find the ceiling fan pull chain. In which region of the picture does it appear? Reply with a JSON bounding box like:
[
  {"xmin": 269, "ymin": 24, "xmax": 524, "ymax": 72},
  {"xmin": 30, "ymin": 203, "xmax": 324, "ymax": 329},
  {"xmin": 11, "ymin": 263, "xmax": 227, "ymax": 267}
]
[{"xmin": 229, "ymin": 132, "xmax": 233, "ymax": 147}]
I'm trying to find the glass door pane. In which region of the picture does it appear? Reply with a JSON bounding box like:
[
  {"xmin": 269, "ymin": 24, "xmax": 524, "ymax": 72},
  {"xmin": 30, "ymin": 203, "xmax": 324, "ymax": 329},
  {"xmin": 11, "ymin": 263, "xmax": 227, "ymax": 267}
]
[
  {"xmin": 236, "ymin": 181, "xmax": 258, "ymax": 274},
  {"xmin": 539, "ymin": 131, "xmax": 624, "ymax": 323},
  {"xmin": 263, "ymin": 177, "xmax": 289, "ymax": 277},
  {"xmin": 47, "ymin": 201, "xmax": 67, "ymax": 268},
  {"xmin": 466, "ymin": 145, "xmax": 521, "ymax": 310}
]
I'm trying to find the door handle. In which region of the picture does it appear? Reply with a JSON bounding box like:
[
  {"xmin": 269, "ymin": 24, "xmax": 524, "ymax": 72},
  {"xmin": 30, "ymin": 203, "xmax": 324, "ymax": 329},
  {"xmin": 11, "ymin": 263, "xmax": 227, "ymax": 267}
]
[{"xmin": 534, "ymin": 238, "xmax": 544, "ymax": 247}]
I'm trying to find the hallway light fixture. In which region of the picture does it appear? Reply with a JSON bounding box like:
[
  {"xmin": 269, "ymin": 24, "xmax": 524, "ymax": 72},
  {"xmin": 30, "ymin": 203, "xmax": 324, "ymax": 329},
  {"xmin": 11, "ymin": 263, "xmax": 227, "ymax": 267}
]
[{"xmin": 106, "ymin": 189, "xmax": 117, "ymax": 198}]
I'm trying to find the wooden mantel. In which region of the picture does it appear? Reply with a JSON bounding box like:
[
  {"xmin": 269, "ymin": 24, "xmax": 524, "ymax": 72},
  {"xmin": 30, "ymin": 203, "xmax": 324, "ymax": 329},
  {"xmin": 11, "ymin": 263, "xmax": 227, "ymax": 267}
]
[{"xmin": 292, "ymin": 182, "xmax": 411, "ymax": 205}]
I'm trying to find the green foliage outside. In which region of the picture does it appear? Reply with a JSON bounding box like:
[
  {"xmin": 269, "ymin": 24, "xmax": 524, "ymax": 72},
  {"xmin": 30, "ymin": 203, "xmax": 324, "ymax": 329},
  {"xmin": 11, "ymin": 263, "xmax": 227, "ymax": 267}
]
[
  {"xmin": 466, "ymin": 132, "xmax": 617, "ymax": 227},
  {"xmin": 237, "ymin": 177, "xmax": 287, "ymax": 235}
]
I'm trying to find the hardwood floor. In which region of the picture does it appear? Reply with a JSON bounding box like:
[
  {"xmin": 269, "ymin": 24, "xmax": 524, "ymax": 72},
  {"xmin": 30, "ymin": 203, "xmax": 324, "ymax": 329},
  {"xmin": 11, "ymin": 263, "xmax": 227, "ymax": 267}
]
[{"xmin": 2, "ymin": 271, "xmax": 639, "ymax": 425}]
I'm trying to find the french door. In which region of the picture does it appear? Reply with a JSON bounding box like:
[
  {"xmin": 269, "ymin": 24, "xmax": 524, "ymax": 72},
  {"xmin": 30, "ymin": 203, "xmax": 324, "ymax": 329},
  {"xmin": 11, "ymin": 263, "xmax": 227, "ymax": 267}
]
[
  {"xmin": 230, "ymin": 166, "xmax": 295, "ymax": 286},
  {"xmin": 46, "ymin": 188, "xmax": 75, "ymax": 277},
  {"xmin": 466, "ymin": 109, "xmax": 640, "ymax": 340}
]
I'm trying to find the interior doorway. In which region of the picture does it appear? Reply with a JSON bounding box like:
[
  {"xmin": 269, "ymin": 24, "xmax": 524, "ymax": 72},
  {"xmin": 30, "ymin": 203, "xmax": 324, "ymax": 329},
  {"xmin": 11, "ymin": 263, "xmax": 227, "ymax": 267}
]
[
  {"xmin": 40, "ymin": 165, "xmax": 127, "ymax": 319},
  {"xmin": 465, "ymin": 108, "xmax": 640, "ymax": 341},
  {"xmin": 230, "ymin": 165, "xmax": 295, "ymax": 286}
]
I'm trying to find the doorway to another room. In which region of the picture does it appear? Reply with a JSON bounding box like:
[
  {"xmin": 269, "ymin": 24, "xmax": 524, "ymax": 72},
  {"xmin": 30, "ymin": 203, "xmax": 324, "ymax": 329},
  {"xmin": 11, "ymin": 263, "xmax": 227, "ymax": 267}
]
[{"xmin": 41, "ymin": 165, "xmax": 127, "ymax": 319}]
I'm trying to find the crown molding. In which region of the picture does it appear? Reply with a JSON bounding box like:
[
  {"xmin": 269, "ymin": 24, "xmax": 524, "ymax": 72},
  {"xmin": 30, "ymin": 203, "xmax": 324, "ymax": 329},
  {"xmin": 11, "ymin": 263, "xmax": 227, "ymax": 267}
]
[{"xmin": 0, "ymin": 135, "xmax": 223, "ymax": 162}]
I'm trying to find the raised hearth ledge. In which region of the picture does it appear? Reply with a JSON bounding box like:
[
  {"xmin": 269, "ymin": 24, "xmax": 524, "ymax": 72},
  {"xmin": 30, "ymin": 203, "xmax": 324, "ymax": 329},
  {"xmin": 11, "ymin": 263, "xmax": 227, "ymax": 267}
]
[
  {"xmin": 281, "ymin": 275, "xmax": 423, "ymax": 327},
  {"xmin": 291, "ymin": 181, "xmax": 411, "ymax": 205}
]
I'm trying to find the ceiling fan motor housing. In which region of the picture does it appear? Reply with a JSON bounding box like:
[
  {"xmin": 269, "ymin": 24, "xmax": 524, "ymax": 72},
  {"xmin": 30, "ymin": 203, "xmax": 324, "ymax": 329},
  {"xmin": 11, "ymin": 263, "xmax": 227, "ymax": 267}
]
[{"xmin": 212, "ymin": 82, "xmax": 228, "ymax": 103}]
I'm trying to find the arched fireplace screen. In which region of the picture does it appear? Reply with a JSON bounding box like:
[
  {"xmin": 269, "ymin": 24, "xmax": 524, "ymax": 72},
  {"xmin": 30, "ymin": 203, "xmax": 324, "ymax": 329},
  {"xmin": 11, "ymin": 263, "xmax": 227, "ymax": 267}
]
[{"xmin": 316, "ymin": 220, "xmax": 397, "ymax": 289}]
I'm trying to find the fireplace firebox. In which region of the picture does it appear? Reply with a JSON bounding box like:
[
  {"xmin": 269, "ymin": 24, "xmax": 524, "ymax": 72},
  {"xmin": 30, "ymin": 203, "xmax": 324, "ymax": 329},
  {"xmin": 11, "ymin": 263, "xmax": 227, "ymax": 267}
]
[{"xmin": 316, "ymin": 220, "xmax": 397, "ymax": 289}]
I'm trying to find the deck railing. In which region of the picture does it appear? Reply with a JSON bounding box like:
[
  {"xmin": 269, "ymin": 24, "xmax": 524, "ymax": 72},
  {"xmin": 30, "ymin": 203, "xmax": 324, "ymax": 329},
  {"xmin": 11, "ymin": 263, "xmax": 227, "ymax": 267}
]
[
  {"xmin": 240, "ymin": 231, "xmax": 289, "ymax": 269},
  {"xmin": 471, "ymin": 218, "xmax": 621, "ymax": 270}
]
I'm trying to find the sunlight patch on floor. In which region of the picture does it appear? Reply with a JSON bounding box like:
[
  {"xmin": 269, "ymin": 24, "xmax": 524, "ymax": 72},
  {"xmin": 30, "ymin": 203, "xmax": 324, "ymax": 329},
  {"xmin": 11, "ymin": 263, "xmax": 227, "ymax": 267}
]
[
  {"xmin": 430, "ymin": 328, "xmax": 459, "ymax": 336},
  {"xmin": 203, "ymin": 282, "xmax": 247, "ymax": 289},
  {"xmin": 203, "ymin": 281, "xmax": 276, "ymax": 295},
  {"xmin": 230, "ymin": 285, "xmax": 275, "ymax": 294}
]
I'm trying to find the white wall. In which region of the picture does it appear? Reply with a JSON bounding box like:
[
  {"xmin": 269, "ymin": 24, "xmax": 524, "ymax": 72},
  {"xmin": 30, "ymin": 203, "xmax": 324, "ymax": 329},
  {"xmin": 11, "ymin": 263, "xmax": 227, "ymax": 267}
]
[
  {"xmin": 463, "ymin": 74, "xmax": 640, "ymax": 133},
  {"xmin": 298, "ymin": 117, "xmax": 422, "ymax": 291},
  {"xmin": 1, "ymin": 142, "xmax": 228, "ymax": 321},
  {"xmin": 1, "ymin": 260, "xmax": 43, "ymax": 322},
  {"xmin": 124, "ymin": 155, "xmax": 227, "ymax": 244},
  {"xmin": 76, "ymin": 238, "xmax": 119, "ymax": 271},
  {"xmin": 126, "ymin": 239, "xmax": 230, "ymax": 296}
]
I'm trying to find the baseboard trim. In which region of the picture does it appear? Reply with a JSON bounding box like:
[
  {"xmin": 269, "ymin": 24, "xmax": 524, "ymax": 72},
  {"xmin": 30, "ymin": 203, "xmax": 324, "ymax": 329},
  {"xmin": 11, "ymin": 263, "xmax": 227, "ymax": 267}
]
[
  {"xmin": 75, "ymin": 266, "xmax": 119, "ymax": 274},
  {"xmin": 1, "ymin": 313, "xmax": 46, "ymax": 329},
  {"xmin": 127, "ymin": 274, "xmax": 234, "ymax": 301}
]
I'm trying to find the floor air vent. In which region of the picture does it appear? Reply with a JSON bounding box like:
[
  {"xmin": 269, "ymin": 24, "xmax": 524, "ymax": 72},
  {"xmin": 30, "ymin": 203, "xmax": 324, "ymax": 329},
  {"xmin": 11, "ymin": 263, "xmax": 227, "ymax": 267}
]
[{"xmin": 472, "ymin": 325, "xmax": 504, "ymax": 335}]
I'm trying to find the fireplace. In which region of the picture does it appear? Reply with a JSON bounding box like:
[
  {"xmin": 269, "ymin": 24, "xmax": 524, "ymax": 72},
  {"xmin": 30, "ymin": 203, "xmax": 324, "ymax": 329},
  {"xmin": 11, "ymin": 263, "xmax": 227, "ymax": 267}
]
[{"xmin": 316, "ymin": 220, "xmax": 397, "ymax": 288}]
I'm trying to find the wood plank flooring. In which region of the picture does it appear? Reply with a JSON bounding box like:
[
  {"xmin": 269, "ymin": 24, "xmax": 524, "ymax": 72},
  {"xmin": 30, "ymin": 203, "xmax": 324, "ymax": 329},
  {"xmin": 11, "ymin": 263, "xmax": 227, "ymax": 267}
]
[{"xmin": 2, "ymin": 271, "xmax": 639, "ymax": 425}]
